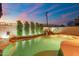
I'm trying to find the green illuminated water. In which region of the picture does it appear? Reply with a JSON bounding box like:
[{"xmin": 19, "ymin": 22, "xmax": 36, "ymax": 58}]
[{"xmin": 3, "ymin": 35, "xmax": 66, "ymax": 56}]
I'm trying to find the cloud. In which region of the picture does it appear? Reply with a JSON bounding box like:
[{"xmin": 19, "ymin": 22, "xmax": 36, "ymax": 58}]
[
  {"xmin": 26, "ymin": 3, "xmax": 43, "ymax": 14},
  {"xmin": 31, "ymin": 4, "xmax": 59, "ymax": 15},
  {"xmin": 48, "ymin": 4, "xmax": 78, "ymax": 16},
  {"xmin": 62, "ymin": 10, "xmax": 79, "ymax": 18}
]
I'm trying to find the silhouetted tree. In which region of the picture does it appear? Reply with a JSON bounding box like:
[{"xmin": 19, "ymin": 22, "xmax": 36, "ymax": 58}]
[
  {"xmin": 60, "ymin": 24, "xmax": 65, "ymax": 27},
  {"xmin": 75, "ymin": 16, "xmax": 79, "ymax": 26},
  {"xmin": 0, "ymin": 3, "xmax": 3, "ymax": 18},
  {"xmin": 67, "ymin": 21, "xmax": 75, "ymax": 26}
]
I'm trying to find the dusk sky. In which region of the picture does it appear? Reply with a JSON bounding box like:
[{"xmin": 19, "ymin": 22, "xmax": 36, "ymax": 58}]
[{"xmin": 1, "ymin": 3, "xmax": 79, "ymax": 25}]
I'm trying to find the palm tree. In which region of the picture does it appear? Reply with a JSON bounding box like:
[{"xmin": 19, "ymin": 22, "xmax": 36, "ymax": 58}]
[
  {"xmin": 39, "ymin": 24, "xmax": 43, "ymax": 34},
  {"xmin": 24, "ymin": 21, "xmax": 29, "ymax": 35},
  {"xmin": 30, "ymin": 22, "xmax": 35, "ymax": 35},
  {"xmin": 36, "ymin": 22, "xmax": 40, "ymax": 34},
  {"xmin": 17, "ymin": 20, "xmax": 23, "ymax": 36}
]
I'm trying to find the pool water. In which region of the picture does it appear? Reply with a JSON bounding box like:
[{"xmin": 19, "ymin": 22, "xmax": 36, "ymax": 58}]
[{"xmin": 2, "ymin": 35, "xmax": 78, "ymax": 56}]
